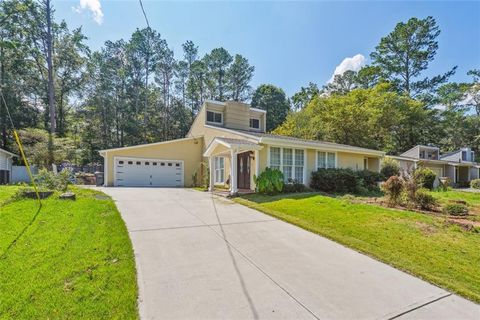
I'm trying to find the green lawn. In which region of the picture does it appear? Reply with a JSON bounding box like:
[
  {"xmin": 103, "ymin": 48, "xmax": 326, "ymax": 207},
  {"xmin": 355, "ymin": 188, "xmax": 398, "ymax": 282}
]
[
  {"xmin": 235, "ymin": 192, "xmax": 480, "ymax": 303},
  {"xmin": 0, "ymin": 185, "xmax": 21, "ymax": 205},
  {"xmin": 0, "ymin": 186, "xmax": 138, "ymax": 319}
]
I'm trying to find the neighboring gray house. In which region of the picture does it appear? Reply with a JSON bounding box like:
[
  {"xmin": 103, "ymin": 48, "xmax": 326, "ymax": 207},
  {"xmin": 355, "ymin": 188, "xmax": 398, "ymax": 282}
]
[
  {"xmin": 386, "ymin": 145, "xmax": 480, "ymax": 187},
  {"xmin": 0, "ymin": 148, "xmax": 16, "ymax": 184}
]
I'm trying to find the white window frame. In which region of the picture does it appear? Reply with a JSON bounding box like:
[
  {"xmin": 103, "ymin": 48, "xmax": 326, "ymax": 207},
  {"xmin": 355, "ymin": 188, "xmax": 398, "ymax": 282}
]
[
  {"xmin": 249, "ymin": 118, "xmax": 260, "ymax": 130},
  {"xmin": 267, "ymin": 146, "xmax": 306, "ymax": 183},
  {"xmin": 206, "ymin": 110, "xmax": 223, "ymax": 125},
  {"xmin": 315, "ymin": 150, "xmax": 338, "ymax": 170},
  {"xmin": 214, "ymin": 157, "xmax": 225, "ymax": 184}
]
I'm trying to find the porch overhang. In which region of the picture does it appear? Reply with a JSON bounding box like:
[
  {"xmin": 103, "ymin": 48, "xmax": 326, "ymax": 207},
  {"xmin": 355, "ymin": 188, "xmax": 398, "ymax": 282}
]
[{"xmin": 203, "ymin": 137, "xmax": 263, "ymax": 157}]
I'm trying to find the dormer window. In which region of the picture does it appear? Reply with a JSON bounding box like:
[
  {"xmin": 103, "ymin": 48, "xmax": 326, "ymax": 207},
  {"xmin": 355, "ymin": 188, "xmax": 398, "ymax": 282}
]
[
  {"xmin": 206, "ymin": 111, "xmax": 223, "ymax": 125},
  {"xmin": 249, "ymin": 118, "xmax": 260, "ymax": 129}
]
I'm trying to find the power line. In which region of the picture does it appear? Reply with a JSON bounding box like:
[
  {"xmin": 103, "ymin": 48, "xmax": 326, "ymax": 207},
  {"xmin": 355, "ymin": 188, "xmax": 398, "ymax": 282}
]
[{"xmin": 139, "ymin": 0, "xmax": 150, "ymax": 29}]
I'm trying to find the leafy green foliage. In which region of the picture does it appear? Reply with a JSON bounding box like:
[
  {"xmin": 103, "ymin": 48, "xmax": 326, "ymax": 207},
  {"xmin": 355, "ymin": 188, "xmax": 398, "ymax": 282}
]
[
  {"xmin": 34, "ymin": 169, "xmax": 72, "ymax": 191},
  {"xmin": 310, "ymin": 168, "xmax": 358, "ymax": 193},
  {"xmin": 443, "ymin": 203, "xmax": 469, "ymax": 216},
  {"xmin": 355, "ymin": 170, "xmax": 383, "ymax": 191},
  {"xmin": 381, "ymin": 157, "xmax": 401, "ymax": 179},
  {"xmin": 413, "ymin": 168, "xmax": 437, "ymax": 190},
  {"xmin": 382, "ymin": 176, "xmax": 404, "ymax": 206},
  {"xmin": 283, "ymin": 179, "xmax": 308, "ymax": 193},
  {"xmin": 251, "ymin": 84, "xmax": 290, "ymax": 131},
  {"xmin": 414, "ymin": 188, "xmax": 438, "ymax": 210},
  {"xmin": 470, "ymin": 179, "xmax": 480, "ymax": 189},
  {"xmin": 274, "ymin": 84, "xmax": 431, "ymax": 154},
  {"xmin": 253, "ymin": 167, "xmax": 284, "ymax": 194}
]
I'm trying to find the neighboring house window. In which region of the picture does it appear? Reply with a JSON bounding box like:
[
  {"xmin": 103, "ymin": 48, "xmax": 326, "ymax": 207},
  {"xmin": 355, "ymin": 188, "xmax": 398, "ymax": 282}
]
[
  {"xmin": 249, "ymin": 118, "xmax": 260, "ymax": 129},
  {"xmin": 471, "ymin": 152, "xmax": 475, "ymax": 162},
  {"xmin": 269, "ymin": 147, "xmax": 305, "ymax": 183},
  {"xmin": 214, "ymin": 157, "xmax": 225, "ymax": 183},
  {"xmin": 462, "ymin": 151, "xmax": 467, "ymax": 161},
  {"xmin": 206, "ymin": 111, "xmax": 223, "ymax": 124},
  {"xmin": 420, "ymin": 150, "xmax": 425, "ymax": 159},
  {"xmin": 317, "ymin": 151, "xmax": 336, "ymax": 169}
]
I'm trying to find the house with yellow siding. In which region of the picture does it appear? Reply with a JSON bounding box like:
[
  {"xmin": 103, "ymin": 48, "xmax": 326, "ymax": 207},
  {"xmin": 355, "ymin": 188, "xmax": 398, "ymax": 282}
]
[{"xmin": 99, "ymin": 100, "xmax": 385, "ymax": 194}]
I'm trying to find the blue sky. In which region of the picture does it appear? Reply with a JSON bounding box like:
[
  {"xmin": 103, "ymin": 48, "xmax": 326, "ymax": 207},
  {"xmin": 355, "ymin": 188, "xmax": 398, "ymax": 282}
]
[{"xmin": 56, "ymin": 0, "xmax": 480, "ymax": 96}]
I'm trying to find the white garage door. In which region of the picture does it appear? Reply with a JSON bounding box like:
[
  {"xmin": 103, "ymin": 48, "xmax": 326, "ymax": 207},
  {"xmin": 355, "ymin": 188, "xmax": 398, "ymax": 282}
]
[{"xmin": 114, "ymin": 157, "xmax": 183, "ymax": 187}]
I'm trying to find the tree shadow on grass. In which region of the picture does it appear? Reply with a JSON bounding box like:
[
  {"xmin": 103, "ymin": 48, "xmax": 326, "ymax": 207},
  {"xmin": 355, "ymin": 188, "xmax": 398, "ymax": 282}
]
[{"xmin": 0, "ymin": 205, "xmax": 42, "ymax": 259}]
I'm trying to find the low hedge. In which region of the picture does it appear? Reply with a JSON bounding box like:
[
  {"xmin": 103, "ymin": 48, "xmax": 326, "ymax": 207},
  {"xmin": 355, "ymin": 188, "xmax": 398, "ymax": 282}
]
[{"xmin": 310, "ymin": 168, "xmax": 382, "ymax": 194}]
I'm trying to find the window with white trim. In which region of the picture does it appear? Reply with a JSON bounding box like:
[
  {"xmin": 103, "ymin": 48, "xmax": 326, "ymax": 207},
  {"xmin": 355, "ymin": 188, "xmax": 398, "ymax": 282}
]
[
  {"xmin": 249, "ymin": 118, "xmax": 260, "ymax": 129},
  {"xmin": 317, "ymin": 151, "xmax": 336, "ymax": 169},
  {"xmin": 269, "ymin": 147, "xmax": 305, "ymax": 183},
  {"xmin": 206, "ymin": 111, "xmax": 223, "ymax": 124},
  {"xmin": 214, "ymin": 157, "xmax": 225, "ymax": 183}
]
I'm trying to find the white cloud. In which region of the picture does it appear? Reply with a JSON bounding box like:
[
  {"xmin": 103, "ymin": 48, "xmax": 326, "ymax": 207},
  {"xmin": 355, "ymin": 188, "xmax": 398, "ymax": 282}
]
[
  {"xmin": 74, "ymin": 0, "xmax": 104, "ymax": 25},
  {"xmin": 328, "ymin": 54, "xmax": 366, "ymax": 83}
]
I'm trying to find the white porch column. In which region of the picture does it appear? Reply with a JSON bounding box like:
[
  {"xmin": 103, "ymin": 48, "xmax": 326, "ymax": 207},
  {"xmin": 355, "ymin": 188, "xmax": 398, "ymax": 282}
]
[
  {"xmin": 230, "ymin": 149, "xmax": 238, "ymax": 194},
  {"xmin": 208, "ymin": 156, "xmax": 215, "ymax": 192}
]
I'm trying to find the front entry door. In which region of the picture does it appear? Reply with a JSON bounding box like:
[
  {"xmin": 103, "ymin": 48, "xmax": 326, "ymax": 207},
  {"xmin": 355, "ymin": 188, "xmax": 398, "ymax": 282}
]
[{"xmin": 237, "ymin": 152, "xmax": 251, "ymax": 189}]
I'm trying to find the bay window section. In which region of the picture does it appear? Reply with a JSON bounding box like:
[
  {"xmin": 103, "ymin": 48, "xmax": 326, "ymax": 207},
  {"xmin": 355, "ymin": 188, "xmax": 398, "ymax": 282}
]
[
  {"xmin": 269, "ymin": 147, "xmax": 305, "ymax": 183},
  {"xmin": 317, "ymin": 151, "xmax": 336, "ymax": 169}
]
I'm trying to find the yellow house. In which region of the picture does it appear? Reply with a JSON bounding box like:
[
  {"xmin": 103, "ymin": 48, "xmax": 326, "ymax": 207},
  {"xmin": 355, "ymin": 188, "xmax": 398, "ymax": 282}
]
[{"xmin": 99, "ymin": 100, "xmax": 385, "ymax": 194}]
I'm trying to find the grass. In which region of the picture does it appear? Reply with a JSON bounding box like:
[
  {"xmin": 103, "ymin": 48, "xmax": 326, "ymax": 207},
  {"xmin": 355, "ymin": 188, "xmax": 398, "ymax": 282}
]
[
  {"xmin": 0, "ymin": 185, "xmax": 21, "ymax": 205},
  {"xmin": 234, "ymin": 192, "xmax": 480, "ymax": 303},
  {"xmin": 0, "ymin": 186, "xmax": 138, "ymax": 319}
]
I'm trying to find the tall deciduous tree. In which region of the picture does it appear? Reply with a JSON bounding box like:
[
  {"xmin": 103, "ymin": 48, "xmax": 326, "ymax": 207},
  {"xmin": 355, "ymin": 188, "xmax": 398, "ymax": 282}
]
[
  {"xmin": 371, "ymin": 16, "xmax": 456, "ymax": 100},
  {"xmin": 291, "ymin": 82, "xmax": 319, "ymax": 111},
  {"xmin": 251, "ymin": 84, "xmax": 290, "ymax": 131}
]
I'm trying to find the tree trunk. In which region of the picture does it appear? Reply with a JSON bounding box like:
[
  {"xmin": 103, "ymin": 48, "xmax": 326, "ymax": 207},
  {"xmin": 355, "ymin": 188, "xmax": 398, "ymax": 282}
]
[{"xmin": 46, "ymin": 0, "xmax": 56, "ymax": 165}]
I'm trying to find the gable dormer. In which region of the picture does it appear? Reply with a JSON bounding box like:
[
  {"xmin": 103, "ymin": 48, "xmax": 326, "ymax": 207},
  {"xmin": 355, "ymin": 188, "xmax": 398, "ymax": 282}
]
[
  {"xmin": 204, "ymin": 100, "xmax": 266, "ymax": 133},
  {"xmin": 401, "ymin": 145, "xmax": 440, "ymax": 160},
  {"xmin": 441, "ymin": 147, "xmax": 476, "ymax": 163}
]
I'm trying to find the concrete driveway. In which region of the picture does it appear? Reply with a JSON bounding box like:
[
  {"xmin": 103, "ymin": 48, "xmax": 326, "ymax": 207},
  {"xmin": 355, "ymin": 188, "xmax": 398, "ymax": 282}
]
[{"xmin": 101, "ymin": 187, "xmax": 479, "ymax": 320}]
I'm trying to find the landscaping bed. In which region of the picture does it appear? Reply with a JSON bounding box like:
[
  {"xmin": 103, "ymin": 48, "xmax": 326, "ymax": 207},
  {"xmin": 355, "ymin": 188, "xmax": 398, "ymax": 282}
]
[
  {"xmin": 0, "ymin": 186, "xmax": 138, "ymax": 319},
  {"xmin": 235, "ymin": 192, "xmax": 480, "ymax": 303}
]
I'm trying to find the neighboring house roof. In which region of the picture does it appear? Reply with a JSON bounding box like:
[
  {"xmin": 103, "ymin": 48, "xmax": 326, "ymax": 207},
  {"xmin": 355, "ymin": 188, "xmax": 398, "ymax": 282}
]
[
  {"xmin": 0, "ymin": 147, "xmax": 17, "ymax": 157},
  {"xmin": 440, "ymin": 150, "xmax": 460, "ymax": 158}
]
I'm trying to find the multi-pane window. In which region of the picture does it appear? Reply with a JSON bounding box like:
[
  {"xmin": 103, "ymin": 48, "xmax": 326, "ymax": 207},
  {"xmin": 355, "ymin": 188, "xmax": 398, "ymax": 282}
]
[
  {"xmin": 317, "ymin": 151, "xmax": 336, "ymax": 169},
  {"xmin": 206, "ymin": 111, "xmax": 223, "ymax": 124},
  {"xmin": 249, "ymin": 118, "xmax": 260, "ymax": 129},
  {"xmin": 269, "ymin": 147, "xmax": 305, "ymax": 183},
  {"xmin": 214, "ymin": 157, "xmax": 225, "ymax": 183},
  {"xmin": 270, "ymin": 147, "xmax": 281, "ymax": 170}
]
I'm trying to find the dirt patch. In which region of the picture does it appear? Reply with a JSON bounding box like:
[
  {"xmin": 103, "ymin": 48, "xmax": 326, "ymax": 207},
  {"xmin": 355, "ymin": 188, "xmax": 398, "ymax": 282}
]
[{"xmin": 414, "ymin": 221, "xmax": 438, "ymax": 235}]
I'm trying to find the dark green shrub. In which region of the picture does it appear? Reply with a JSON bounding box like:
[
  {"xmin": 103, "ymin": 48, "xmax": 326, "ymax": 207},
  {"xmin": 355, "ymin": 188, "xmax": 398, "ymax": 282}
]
[
  {"xmin": 356, "ymin": 170, "xmax": 383, "ymax": 191},
  {"xmin": 414, "ymin": 188, "xmax": 438, "ymax": 211},
  {"xmin": 443, "ymin": 203, "xmax": 469, "ymax": 216},
  {"xmin": 310, "ymin": 168, "xmax": 359, "ymax": 193},
  {"xmin": 283, "ymin": 179, "xmax": 308, "ymax": 193},
  {"xmin": 413, "ymin": 168, "xmax": 436, "ymax": 190},
  {"xmin": 382, "ymin": 175, "xmax": 404, "ymax": 206},
  {"xmin": 254, "ymin": 167, "xmax": 284, "ymax": 194},
  {"xmin": 470, "ymin": 179, "xmax": 480, "ymax": 189},
  {"xmin": 380, "ymin": 158, "xmax": 400, "ymax": 180}
]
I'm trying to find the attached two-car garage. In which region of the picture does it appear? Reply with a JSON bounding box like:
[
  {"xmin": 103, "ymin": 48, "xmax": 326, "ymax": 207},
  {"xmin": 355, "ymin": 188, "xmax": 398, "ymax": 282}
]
[
  {"xmin": 114, "ymin": 157, "xmax": 183, "ymax": 187},
  {"xmin": 100, "ymin": 137, "xmax": 203, "ymax": 187}
]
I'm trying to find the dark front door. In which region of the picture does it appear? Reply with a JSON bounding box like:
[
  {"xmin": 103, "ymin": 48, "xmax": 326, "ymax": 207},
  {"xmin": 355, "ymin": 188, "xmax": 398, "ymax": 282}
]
[{"xmin": 237, "ymin": 152, "xmax": 251, "ymax": 189}]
